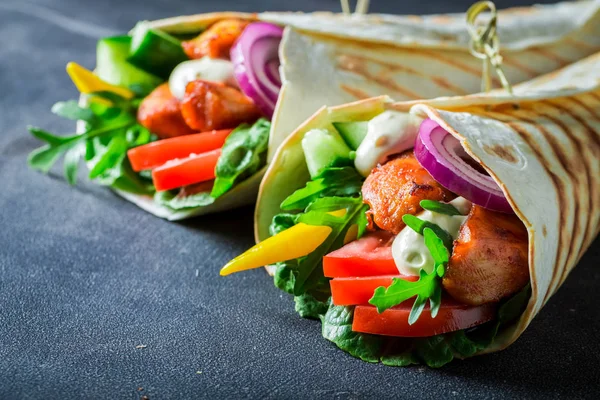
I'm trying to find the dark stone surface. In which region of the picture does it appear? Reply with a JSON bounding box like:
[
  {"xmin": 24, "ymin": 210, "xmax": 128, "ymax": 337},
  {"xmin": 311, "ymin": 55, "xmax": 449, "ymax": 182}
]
[{"xmin": 0, "ymin": 0, "xmax": 598, "ymax": 398}]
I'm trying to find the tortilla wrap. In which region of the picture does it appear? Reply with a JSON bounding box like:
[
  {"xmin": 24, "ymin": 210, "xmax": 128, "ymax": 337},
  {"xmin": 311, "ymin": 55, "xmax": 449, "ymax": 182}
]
[
  {"xmin": 90, "ymin": 1, "xmax": 600, "ymax": 220},
  {"xmin": 255, "ymin": 50, "xmax": 600, "ymax": 356}
]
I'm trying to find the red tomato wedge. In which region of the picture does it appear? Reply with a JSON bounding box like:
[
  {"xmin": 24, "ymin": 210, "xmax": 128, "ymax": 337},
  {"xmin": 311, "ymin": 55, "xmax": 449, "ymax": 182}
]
[
  {"xmin": 330, "ymin": 275, "xmax": 418, "ymax": 306},
  {"xmin": 127, "ymin": 129, "xmax": 232, "ymax": 172},
  {"xmin": 152, "ymin": 148, "xmax": 222, "ymax": 192},
  {"xmin": 352, "ymin": 300, "xmax": 496, "ymax": 337},
  {"xmin": 324, "ymin": 231, "xmax": 399, "ymax": 278}
]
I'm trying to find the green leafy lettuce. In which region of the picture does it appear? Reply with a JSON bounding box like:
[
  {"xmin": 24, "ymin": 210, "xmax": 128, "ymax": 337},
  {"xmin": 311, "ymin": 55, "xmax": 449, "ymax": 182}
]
[{"xmin": 211, "ymin": 118, "xmax": 271, "ymax": 199}]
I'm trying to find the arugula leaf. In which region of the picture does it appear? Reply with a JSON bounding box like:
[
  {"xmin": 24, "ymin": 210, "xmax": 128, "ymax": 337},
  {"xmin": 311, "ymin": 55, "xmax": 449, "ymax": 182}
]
[
  {"xmin": 211, "ymin": 118, "xmax": 270, "ymax": 199},
  {"xmin": 369, "ymin": 270, "xmax": 438, "ymax": 313},
  {"xmin": 51, "ymin": 101, "xmax": 97, "ymax": 123},
  {"xmin": 369, "ymin": 225, "xmax": 450, "ymax": 321},
  {"xmin": 423, "ymin": 227, "xmax": 450, "ymax": 274},
  {"xmin": 321, "ymin": 303, "xmax": 383, "ymax": 363},
  {"xmin": 294, "ymin": 293, "xmax": 329, "ymax": 319},
  {"xmin": 280, "ymin": 167, "xmax": 364, "ymax": 211},
  {"xmin": 420, "ymin": 200, "xmax": 462, "ymax": 216},
  {"xmin": 154, "ymin": 190, "xmax": 215, "ymax": 210},
  {"xmin": 88, "ymin": 135, "xmax": 128, "ymax": 179},
  {"xmin": 63, "ymin": 143, "xmax": 84, "ymax": 185},
  {"xmin": 402, "ymin": 214, "xmax": 454, "ymax": 251}
]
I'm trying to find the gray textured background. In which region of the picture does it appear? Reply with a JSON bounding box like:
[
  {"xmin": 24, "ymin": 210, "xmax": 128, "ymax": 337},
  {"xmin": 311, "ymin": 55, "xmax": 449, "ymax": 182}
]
[{"xmin": 0, "ymin": 0, "xmax": 599, "ymax": 398}]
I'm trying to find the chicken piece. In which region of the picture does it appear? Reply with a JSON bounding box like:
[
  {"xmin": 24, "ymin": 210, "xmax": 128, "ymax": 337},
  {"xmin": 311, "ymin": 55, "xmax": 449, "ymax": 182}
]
[
  {"xmin": 137, "ymin": 83, "xmax": 196, "ymax": 139},
  {"xmin": 361, "ymin": 151, "xmax": 455, "ymax": 234},
  {"xmin": 180, "ymin": 80, "xmax": 261, "ymax": 132},
  {"xmin": 443, "ymin": 205, "xmax": 529, "ymax": 306},
  {"xmin": 182, "ymin": 19, "xmax": 249, "ymax": 60}
]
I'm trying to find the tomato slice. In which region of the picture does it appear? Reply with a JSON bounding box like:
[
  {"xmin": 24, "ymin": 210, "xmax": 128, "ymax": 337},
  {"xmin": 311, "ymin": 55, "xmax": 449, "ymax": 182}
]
[
  {"xmin": 352, "ymin": 300, "xmax": 496, "ymax": 337},
  {"xmin": 323, "ymin": 231, "xmax": 399, "ymax": 277},
  {"xmin": 152, "ymin": 148, "xmax": 222, "ymax": 192},
  {"xmin": 330, "ymin": 275, "xmax": 418, "ymax": 306},
  {"xmin": 127, "ymin": 129, "xmax": 232, "ymax": 172}
]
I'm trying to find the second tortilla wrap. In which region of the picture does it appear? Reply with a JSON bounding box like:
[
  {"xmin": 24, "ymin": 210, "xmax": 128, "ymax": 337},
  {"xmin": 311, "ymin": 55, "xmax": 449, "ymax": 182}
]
[
  {"xmin": 254, "ymin": 51, "xmax": 600, "ymax": 358},
  {"xmin": 107, "ymin": 1, "xmax": 600, "ymax": 220}
]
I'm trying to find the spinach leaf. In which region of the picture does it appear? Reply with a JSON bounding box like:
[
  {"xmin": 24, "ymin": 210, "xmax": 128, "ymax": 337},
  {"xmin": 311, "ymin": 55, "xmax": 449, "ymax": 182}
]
[
  {"xmin": 211, "ymin": 118, "xmax": 270, "ymax": 199},
  {"xmin": 294, "ymin": 293, "xmax": 329, "ymax": 319},
  {"xmin": 321, "ymin": 303, "xmax": 383, "ymax": 363},
  {"xmin": 154, "ymin": 190, "xmax": 215, "ymax": 210}
]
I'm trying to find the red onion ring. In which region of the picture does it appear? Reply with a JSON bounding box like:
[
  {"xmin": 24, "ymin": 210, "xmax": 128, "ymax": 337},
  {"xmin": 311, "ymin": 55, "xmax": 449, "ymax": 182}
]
[
  {"xmin": 414, "ymin": 119, "xmax": 514, "ymax": 213},
  {"xmin": 230, "ymin": 22, "xmax": 283, "ymax": 118}
]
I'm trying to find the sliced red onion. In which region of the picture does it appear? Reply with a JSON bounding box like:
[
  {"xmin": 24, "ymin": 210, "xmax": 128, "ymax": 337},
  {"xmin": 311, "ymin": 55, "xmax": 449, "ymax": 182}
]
[
  {"xmin": 414, "ymin": 119, "xmax": 514, "ymax": 213},
  {"xmin": 230, "ymin": 22, "xmax": 283, "ymax": 118}
]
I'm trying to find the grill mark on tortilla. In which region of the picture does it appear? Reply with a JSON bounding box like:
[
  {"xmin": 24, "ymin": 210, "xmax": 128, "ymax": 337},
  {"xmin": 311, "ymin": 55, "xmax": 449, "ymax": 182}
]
[
  {"xmin": 512, "ymin": 109, "xmax": 577, "ymax": 301},
  {"xmin": 502, "ymin": 56, "xmax": 540, "ymax": 79},
  {"xmin": 563, "ymin": 37, "xmax": 600, "ymax": 52},
  {"xmin": 502, "ymin": 120, "xmax": 565, "ymax": 305},
  {"xmin": 532, "ymin": 105, "xmax": 584, "ymax": 294},
  {"xmin": 545, "ymin": 98, "xmax": 600, "ymax": 283},
  {"xmin": 405, "ymin": 48, "xmax": 502, "ymax": 87},
  {"xmin": 588, "ymin": 92, "xmax": 600, "ymax": 102},
  {"xmin": 568, "ymin": 96, "xmax": 600, "ymax": 125},
  {"xmin": 336, "ymin": 54, "xmax": 467, "ymax": 98},
  {"xmin": 339, "ymin": 84, "xmax": 371, "ymax": 100},
  {"xmin": 528, "ymin": 48, "xmax": 570, "ymax": 68}
]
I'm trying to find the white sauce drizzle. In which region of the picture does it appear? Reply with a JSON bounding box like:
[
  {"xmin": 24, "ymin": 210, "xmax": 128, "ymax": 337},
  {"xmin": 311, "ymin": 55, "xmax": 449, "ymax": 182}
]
[
  {"xmin": 168, "ymin": 57, "xmax": 237, "ymax": 100},
  {"xmin": 391, "ymin": 197, "xmax": 472, "ymax": 276},
  {"xmin": 354, "ymin": 111, "xmax": 423, "ymax": 177}
]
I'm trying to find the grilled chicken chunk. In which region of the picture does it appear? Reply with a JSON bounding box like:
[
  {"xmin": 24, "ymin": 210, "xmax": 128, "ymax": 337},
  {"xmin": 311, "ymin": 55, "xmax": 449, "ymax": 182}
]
[
  {"xmin": 361, "ymin": 151, "xmax": 455, "ymax": 234},
  {"xmin": 137, "ymin": 83, "xmax": 196, "ymax": 139},
  {"xmin": 443, "ymin": 205, "xmax": 529, "ymax": 306},
  {"xmin": 181, "ymin": 80, "xmax": 261, "ymax": 132},
  {"xmin": 182, "ymin": 19, "xmax": 249, "ymax": 60}
]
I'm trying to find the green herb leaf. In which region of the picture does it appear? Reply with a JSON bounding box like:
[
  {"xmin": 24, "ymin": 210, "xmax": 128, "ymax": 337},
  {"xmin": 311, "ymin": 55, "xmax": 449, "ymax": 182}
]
[
  {"xmin": 429, "ymin": 283, "xmax": 442, "ymax": 318},
  {"xmin": 211, "ymin": 119, "xmax": 270, "ymax": 199},
  {"xmin": 369, "ymin": 270, "xmax": 438, "ymax": 313},
  {"xmin": 88, "ymin": 136, "xmax": 128, "ymax": 179},
  {"xmin": 280, "ymin": 167, "xmax": 364, "ymax": 211},
  {"xmin": 63, "ymin": 143, "xmax": 83, "ymax": 185},
  {"xmin": 51, "ymin": 101, "xmax": 97, "ymax": 123},
  {"xmin": 291, "ymin": 197, "xmax": 368, "ymax": 295},
  {"xmin": 408, "ymin": 295, "xmax": 428, "ymax": 325},
  {"xmin": 420, "ymin": 199, "xmax": 462, "ymax": 216},
  {"xmin": 153, "ymin": 190, "xmax": 215, "ymax": 210},
  {"xmin": 402, "ymin": 214, "xmax": 454, "ymax": 251},
  {"xmin": 423, "ymin": 227, "xmax": 450, "ymax": 272},
  {"xmin": 28, "ymin": 126, "xmax": 77, "ymax": 146},
  {"xmin": 321, "ymin": 303, "xmax": 383, "ymax": 363},
  {"xmin": 269, "ymin": 213, "xmax": 298, "ymax": 236}
]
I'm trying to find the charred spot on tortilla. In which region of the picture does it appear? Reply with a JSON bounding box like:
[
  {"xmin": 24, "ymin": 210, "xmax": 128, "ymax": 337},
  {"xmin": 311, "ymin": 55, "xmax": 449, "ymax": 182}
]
[{"xmin": 483, "ymin": 144, "xmax": 519, "ymax": 164}]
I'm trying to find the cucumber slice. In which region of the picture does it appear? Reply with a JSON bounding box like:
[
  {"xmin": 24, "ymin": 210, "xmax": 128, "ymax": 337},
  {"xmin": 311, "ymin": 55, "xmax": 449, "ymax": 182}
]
[
  {"xmin": 96, "ymin": 36, "xmax": 162, "ymax": 88},
  {"xmin": 127, "ymin": 22, "xmax": 188, "ymax": 79},
  {"xmin": 302, "ymin": 129, "xmax": 353, "ymax": 179},
  {"xmin": 333, "ymin": 121, "xmax": 369, "ymax": 150}
]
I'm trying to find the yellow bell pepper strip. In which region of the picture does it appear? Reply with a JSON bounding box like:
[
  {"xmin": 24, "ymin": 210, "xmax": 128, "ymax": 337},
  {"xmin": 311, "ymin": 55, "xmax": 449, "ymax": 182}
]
[
  {"xmin": 220, "ymin": 223, "xmax": 332, "ymax": 276},
  {"xmin": 66, "ymin": 62, "xmax": 134, "ymax": 100}
]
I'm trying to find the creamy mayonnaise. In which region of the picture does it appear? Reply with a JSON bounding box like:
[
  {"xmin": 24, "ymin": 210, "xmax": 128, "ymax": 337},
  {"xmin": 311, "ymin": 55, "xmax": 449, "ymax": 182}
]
[
  {"xmin": 392, "ymin": 197, "xmax": 472, "ymax": 276},
  {"xmin": 354, "ymin": 111, "xmax": 423, "ymax": 177},
  {"xmin": 168, "ymin": 57, "xmax": 237, "ymax": 99}
]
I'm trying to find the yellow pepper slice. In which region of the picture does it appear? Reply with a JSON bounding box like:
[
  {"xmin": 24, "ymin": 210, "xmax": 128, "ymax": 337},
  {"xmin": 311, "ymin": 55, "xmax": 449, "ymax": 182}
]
[
  {"xmin": 66, "ymin": 62, "xmax": 134, "ymax": 100},
  {"xmin": 220, "ymin": 223, "xmax": 332, "ymax": 276}
]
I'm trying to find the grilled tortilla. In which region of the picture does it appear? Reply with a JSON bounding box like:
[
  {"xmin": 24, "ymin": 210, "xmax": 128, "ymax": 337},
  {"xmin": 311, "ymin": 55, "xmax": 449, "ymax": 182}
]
[{"xmin": 255, "ymin": 51, "xmax": 600, "ymax": 356}]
